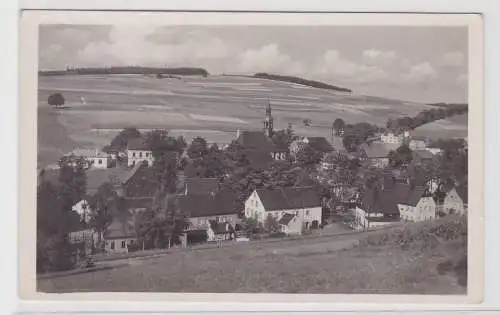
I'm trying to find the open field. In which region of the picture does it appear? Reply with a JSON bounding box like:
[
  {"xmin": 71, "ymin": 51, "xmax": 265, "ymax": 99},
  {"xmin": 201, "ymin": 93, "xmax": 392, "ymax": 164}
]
[
  {"xmin": 38, "ymin": 74, "xmax": 468, "ymax": 167},
  {"xmin": 38, "ymin": 217, "xmax": 466, "ymax": 294}
]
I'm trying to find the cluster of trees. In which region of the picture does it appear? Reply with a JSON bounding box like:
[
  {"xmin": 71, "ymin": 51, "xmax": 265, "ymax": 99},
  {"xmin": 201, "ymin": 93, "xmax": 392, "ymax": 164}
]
[
  {"xmin": 253, "ymin": 73, "xmax": 352, "ymax": 93},
  {"xmin": 39, "ymin": 67, "xmax": 209, "ymax": 77},
  {"xmin": 388, "ymin": 144, "xmax": 413, "ymax": 168},
  {"xmin": 386, "ymin": 105, "xmax": 468, "ymax": 134},
  {"xmin": 342, "ymin": 122, "xmax": 382, "ymax": 152},
  {"xmin": 102, "ymin": 127, "xmax": 142, "ymax": 153},
  {"xmin": 37, "ymin": 156, "xmax": 88, "ymax": 273}
]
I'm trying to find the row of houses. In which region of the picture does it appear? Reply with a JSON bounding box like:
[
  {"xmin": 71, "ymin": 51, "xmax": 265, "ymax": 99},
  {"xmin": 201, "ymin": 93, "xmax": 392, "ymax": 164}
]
[{"xmin": 353, "ymin": 176, "xmax": 467, "ymax": 230}]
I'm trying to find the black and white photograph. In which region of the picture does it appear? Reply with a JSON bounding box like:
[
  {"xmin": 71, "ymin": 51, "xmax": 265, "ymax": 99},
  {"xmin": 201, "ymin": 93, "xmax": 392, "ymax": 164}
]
[{"xmin": 21, "ymin": 12, "xmax": 482, "ymax": 300}]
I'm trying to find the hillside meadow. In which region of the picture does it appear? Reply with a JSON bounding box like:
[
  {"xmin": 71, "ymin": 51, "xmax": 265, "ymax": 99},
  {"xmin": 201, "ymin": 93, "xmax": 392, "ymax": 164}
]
[
  {"xmin": 38, "ymin": 216, "xmax": 467, "ymax": 294},
  {"xmin": 37, "ymin": 74, "xmax": 467, "ymax": 168}
]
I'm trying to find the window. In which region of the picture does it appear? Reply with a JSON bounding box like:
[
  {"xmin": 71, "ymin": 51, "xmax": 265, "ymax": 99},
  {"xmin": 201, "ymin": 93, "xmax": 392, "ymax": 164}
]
[
  {"xmin": 139, "ymin": 152, "xmax": 143, "ymax": 157},
  {"xmin": 121, "ymin": 241, "xmax": 126, "ymax": 248},
  {"xmin": 306, "ymin": 210, "xmax": 310, "ymax": 216},
  {"xmin": 145, "ymin": 152, "xmax": 149, "ymax": 157},
  {"xmin": 295, "ymin": 211, "xmax": 299, "ymax": 216},
  {"xmin": 98, "ymin": 159, "xmax": 102, "ymax": 164},
  {"xmin": 132, "ymin": 152, "xmax": 136, "ymax": 157},
  {"xmin": 110, "ymin": 241, "xmax": 115, "ymax": 250}
]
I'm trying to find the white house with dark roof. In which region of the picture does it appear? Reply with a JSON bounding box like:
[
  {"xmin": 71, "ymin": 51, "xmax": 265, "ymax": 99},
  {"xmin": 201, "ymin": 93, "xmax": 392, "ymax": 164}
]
[
  {"xmin": 126, "ymin": 137, "xmax": 154, "ymax": 167},
  {"xmin": 354, "ymin": 177, "xmax": 436, "ymax": 230},
  {"xmin": 244, "ymin": 186, "xmax": 322, "ymax": 234},
  {"xmin": 67, "ymin": 148, "xmax": 111, "ymax": 169},
  {"xmin": 436, "ymin": 184, "xmax": 467, "ymax": 216}
]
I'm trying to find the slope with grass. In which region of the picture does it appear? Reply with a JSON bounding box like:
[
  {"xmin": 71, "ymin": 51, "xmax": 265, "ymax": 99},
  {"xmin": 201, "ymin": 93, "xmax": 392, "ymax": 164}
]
[{"xmin": 38, "ymin": 215, "xmax": 467, "ymax": 294}]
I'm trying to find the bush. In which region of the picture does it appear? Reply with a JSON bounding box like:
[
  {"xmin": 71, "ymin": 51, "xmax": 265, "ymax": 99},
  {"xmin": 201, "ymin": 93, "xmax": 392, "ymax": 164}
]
[{"xmin": 37, "ymin": 236, "xmax": 77, "ymax": 273}]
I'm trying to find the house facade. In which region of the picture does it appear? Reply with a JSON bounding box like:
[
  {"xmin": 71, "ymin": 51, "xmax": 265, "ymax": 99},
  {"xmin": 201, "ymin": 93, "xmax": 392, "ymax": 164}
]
[
  {"xmin": 244, "ymin": 187, "xmax": 322, "ymax": 234},
  {"xmin": 379, "ymin": 131, "xmax": 409, "ymax": 146},
  {"xmin": 409, "ymin": 137, "xmax": 428, "ymax": 150},
  {"xmin": 126, "ymin": 137, "xmax": 154, "ymax": 167},
  {"xmin": 179, "ymin": 190, "xmax": 241, "ymax": 241},
  {"xmin": 68, "ymin": 148, "xmax": 111, "ymax": 169},
  {"xmin": 438, "ymin": 186, "xmax": 466, "ymax": 215},
  {"xmin": 278, "ymin": 213, "xmax": 302, "ymax": 235},
  {"xmin": 358, "ymin": 143, "xmax": 391, "ymax": 168},
  {"xmin": 398, "ymin": 196, "xmax": 436, "ymax": 222}
]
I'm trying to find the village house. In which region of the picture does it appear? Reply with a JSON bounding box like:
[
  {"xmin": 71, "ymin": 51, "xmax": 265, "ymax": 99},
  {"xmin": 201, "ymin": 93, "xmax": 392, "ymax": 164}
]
[
  {"xmin": 290, "ymin": 136, "xmax": 334, "ymax": 162},
  {"xmin": 379, "ymin": 131, "xmax": 410, "ymax": 147},
  {"xmin": 104, "ymin": 197, "xmax": 153, "ymax": 254},
  {"xmin": 354, "ymin": 177, "xmax": 436, "ymax": 230},
  {"xmin": 67, "ymin": 148, "xmax": 112, "ymax": 169},
  {"xmin": 409, "ymin": 136, "xmax": 428, "ymax": 150},
  {"xmin": 126, "ymin": 137, "xmax": 154, "ymax": 167},
  {"xmin": 412, "ymin": 149, "xmax": 435, "ymax": 165},
  {"xmin": 178, "ymin": 190, "xmax": 240, "ymax": 242},
  {"xmin": 278, "ymin": 213, "xmax": 303, "ymax": 235},
  {"xmin": 244, "ymin": 186, "xmax": 322, "ymax": 235},
  {"xmin": 436, "ymin": 184, "xmax": 467, "ymax": 216},
  {"xmin": 357, "ymin": 142, "xmax": 392, "ymax": 168}
]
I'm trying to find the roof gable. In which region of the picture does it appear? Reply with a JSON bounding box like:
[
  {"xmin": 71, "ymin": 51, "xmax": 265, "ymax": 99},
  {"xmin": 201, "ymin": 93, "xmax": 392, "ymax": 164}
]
[
  {"xmin": 127, "ymin": 137, "xmax": 151, "ymax": 151},
  {"xmin": 256, "ymin": 186, "xmax": 321, "ymax": 211},
  {"xmin": 278, "ymin": 213, "xmax": 296, "ymax": 225},
  {"xmin": 237, "ymin": 131, "xmax": 276, "ymax": 152},
  {"xmin": 178, "ymin": 190, "xmax": 239, "ymax": 218}
]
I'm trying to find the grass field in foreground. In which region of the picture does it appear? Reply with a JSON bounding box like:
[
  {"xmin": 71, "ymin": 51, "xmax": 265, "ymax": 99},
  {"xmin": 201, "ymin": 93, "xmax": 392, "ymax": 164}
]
[{"xmin": 38, "ymin": 216, "xmax": 467, "ymax": 294}]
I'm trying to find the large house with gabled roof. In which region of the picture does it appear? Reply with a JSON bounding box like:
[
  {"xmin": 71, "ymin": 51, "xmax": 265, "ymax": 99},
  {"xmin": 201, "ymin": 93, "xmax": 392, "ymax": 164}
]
[
  {"xmin": 127, "ymin": 137, "xmax": 154, "ymax": 167},
  {"xmin": 354, "ymin": 176, "xmax": 436, "ymax": 230},
  {"xmin": 244, "ymin": 186, "xmax": 322, "ymax": 234}
]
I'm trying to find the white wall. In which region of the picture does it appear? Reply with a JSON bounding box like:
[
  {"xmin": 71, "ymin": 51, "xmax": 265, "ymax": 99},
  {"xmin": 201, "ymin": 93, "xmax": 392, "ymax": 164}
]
[
  {"xmin": 443, "ymin": 189, "xmax": 465, "ymax": 215},
  {"xmin": 399, "ymin": 197, "xmax": 436, "ymax": 222},
  {"xmin": 127, "ymin": 149, "xmax": 154, "ymax": 167},
  {"xmin": 105, "ymin": 238, "xmax": 136, "ymax": 254},
  {"xmin": 245, "ymin": 190, "xmax": 322, "ymax": 229}
]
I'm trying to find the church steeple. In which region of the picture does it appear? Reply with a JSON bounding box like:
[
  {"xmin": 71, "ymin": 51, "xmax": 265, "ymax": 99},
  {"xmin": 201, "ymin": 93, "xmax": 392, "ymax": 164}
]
[{"xmin": 263, "ymin": 99, "xmax": 274, "ymax": 138}]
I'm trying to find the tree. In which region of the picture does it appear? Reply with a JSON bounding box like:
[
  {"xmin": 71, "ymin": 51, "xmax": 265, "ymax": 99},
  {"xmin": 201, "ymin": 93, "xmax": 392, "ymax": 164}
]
[
  {"xmin": 295, "ymin": 144, "xmax": 322, "ymax": 167},
  {"xmin": 264, "ymin": 214, "xmax": 280, "ymax": 233},
  {"xmin": 333, "ymin": 118, "xmax": 345, "ymax": 135},
  {"xmin": 388, "ymin": 144, "xmax": 413, "ymax": 168},
  {"xmin": 87, "ymin": 182, "xmax": 116, "ymax": 249},
  {"xmin": 48, "ymin": 93, "xmax": 65, "ymax": 108},
  {"xmin": 241, "ymin": 217, "xmax": 261, "ymax": 235},
  {"xmin": 153, "ymin": 152, "xmax": 178, "ymax": 195},
  {"xmin": 57, "ymin": 155, "xmax": 87, "ymax": 213},
  {"xmin": 187, "ymin": 137, "xmax": 208, "ymax": 159},
  {"xmin": 145, "ymin": 129, "xmax": 181, "ymax": 160},
  {"xmin": 107, "ymin": 127, "xmax": 141, "ymax": 152}
]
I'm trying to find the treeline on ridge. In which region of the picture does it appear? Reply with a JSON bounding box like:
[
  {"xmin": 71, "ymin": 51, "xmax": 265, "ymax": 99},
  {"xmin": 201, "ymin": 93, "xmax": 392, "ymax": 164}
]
[
  {"xmin": 253, "ymin": 73, "xmax": 353, "ymax": 93},
  {"xmin": 39, "ymin": 66, "xmax": 209, "ymax": 77}
]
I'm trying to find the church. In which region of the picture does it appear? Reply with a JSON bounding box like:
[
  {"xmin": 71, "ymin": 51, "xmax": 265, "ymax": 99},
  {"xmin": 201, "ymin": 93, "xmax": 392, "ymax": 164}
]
[{"xmin": 234, "ymin": 100, "xmax": 289, "ymax": 168}]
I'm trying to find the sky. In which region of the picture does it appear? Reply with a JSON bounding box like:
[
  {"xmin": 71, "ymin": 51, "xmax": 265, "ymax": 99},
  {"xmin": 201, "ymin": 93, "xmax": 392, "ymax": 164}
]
[{"xmin": 39, "ymin": 25, "xmax": 468, "ymax": 103}]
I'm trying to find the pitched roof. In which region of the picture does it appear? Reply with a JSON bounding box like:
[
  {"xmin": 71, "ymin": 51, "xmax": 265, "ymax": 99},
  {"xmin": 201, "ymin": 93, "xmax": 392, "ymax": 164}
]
[
  {"xmin": 256, "ymin": 186, "xmax": 321, "ymax": 211},
  {"xmin": 413, "ymin": 150, "xmax": 434, "ymax": 160},
  {"xmin": 278, "ymin": 213, "xmax": 296, "ymax": 225},
  {"xmin": 178, "ymin": 190, "xmax": 238, "ymax": 218},
  {"xmin": 123, "ymin": 165, "xmax": 157, "ymax": 197},
  {"xmin": 236, "ymin": 131, "xmax": 276, "ymax": 152},
  {"xmin": 184, "ymin": 178, "xmax": 220, "ymax": 196},
  {"xmin": 69, "ymin": 148, "xmax": 109, "ymax": 158},
  {"xmin": 360, "ymin": 143, "xmax": 392, "ymax": 159},
  {"xmin": 243, "ymin": 150, "xmax": 274, "ymax": 169},
  {"xmin": 361, "ymin": 183, "xmax": 428, "ymax": 214},
  {"xmin": 127, "ymin": 137, "xmax": 151, "ymax": 151},
  {"xmin": 305, "ymin": 137, "xmax": 334, "ymax": 153},
  {"xmin": 85, "ymin": 167, "xmax": 131, "ymax": 194}
]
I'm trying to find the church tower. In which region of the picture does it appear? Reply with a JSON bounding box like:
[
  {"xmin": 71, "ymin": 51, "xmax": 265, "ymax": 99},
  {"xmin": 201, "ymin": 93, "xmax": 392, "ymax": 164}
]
[{"xmin": 263, "ymin": 99, "xmax": 274, "ymax": 138}]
